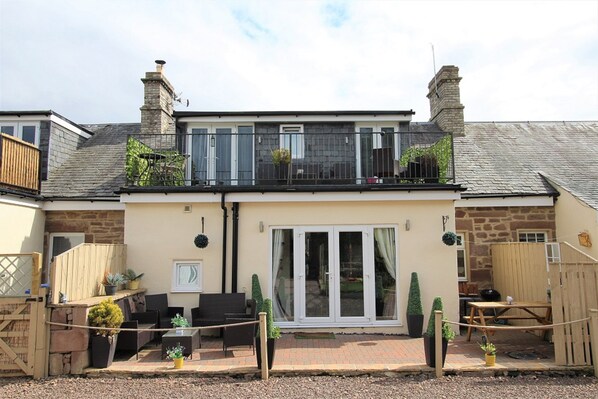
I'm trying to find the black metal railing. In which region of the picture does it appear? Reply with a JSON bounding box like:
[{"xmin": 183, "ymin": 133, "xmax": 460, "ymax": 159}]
[{"xmin": 125, "ymin": 130, "xmax": 454, "ymax": 188}]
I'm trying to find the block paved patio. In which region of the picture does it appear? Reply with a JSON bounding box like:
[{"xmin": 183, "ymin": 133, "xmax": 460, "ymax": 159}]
[{"xmin": 87, "ymin": 329, "xmax": 592, "ymax": 377}]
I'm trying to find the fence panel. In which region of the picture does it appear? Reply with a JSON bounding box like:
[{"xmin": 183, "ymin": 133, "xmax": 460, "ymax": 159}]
[
  {"xmin": 549, "ymin": 262, "xmax": 598, "ymax": 366},
  {"xmin": 50, "ymin": 244, "xmax": 126, "ymax": 304}
]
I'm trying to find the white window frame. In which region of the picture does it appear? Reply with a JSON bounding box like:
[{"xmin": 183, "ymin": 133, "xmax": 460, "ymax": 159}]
[
  {"xmin": 0, "ymin": 121, "xmax": 40, "ymax": 146},
  {"xmin": 172, "ymin": 260, "xmax": 203, "ymax": 292},
  {"xmin": 456, "ymin": 233, "xmax": 468, "ymax": 281},
  {"xmin": 517, "ymin": 230, "xmax": 548, "ymax": 243},
  {"xmin": 280, "ymin": 124, "xmax": 304, "ymax": 159}
]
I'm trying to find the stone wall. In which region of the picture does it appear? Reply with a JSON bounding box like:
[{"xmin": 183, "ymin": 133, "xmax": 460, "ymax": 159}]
[
  {"xmin": 427, "ymin": 65, "xmax": 465, "ymax": 137},
  {"xmin": 140, "ymin": 69, "xmax": 175, "ymax": 135},
  {"xmin": 456, "ymin": 206, "xmax": 556, "ymax": 289}
]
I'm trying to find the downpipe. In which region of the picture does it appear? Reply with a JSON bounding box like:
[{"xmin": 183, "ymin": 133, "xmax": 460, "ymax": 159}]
[{"xmin": 221, "ymin": 193, "xmax": 227, "ymax": 293}]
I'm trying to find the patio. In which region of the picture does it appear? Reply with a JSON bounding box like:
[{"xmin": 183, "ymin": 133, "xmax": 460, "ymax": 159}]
[{"xmin": 88, "ymin": 329, "xmax": 588, "ymax": 377}]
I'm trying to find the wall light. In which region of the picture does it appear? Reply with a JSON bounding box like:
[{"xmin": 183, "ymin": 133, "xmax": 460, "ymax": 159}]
[
  {"xmin": 210, "ymin": 136, "xmax": 215, "ymax": 147},
  {"xmin": 405, "ymin": 219, "xmax": 411, "ymax": 231},
  {"xmin": 259, "ymin": 221, "xmax": 264, "ymax": 233}
]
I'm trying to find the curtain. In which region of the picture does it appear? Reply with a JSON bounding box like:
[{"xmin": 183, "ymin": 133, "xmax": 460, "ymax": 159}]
[
  {"xmin": 374, "ymin": 228, "xmax": 396, "ymax": 279},
  {"xmin": 272, "ymin": 229, "xmax": 288, "ymax": 321},
  {"xmin": 191, "ymin": 128, "xmax": 208, "ymax": 183}
]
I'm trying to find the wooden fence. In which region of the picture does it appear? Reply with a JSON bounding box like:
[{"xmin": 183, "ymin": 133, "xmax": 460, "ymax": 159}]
[
  {"xmin": 0, "ymin": 253, "xmax": 49, "ymax": 378},
  {"xmin": 0, "ymin": 133, "xmax": 40, "ymax": 193},
  {"xmin": 549, "ymin": 262, "xmax": 598, "ymax": 366},
  {"xmin": 49, "ymin": 244, "xmax": 127, "ymax": 304}
]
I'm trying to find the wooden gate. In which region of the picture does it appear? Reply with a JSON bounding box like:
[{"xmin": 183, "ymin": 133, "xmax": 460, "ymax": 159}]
[{"xmin": 0, "ymin": 253, "xmax": 48, "ymax": 378}]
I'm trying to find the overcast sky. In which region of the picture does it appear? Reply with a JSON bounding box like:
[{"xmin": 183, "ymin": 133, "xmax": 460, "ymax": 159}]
[{"xmin": 1, "ymin": 0, "xmax": 596, "ymax": 124}]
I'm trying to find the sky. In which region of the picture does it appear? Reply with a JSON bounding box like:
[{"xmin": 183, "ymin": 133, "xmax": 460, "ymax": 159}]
[{"xmin": 0, "ymin": 0, "xmax": 596, "ymax": 124}]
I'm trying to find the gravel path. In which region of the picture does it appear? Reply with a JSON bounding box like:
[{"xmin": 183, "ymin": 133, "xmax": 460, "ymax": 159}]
[{"xmin": 1, "ymin": 375, "xmax": 597, "ymax": 398}]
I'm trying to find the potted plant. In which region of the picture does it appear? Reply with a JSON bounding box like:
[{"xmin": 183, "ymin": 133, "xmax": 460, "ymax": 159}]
[
  {"xmin": 256, "ymin": 298, "xmax": 280, "ymax": 370},
  {"xmin": 88, "ymin": 298, "xmax": 124, "ymax": 368},
  {"xmin": 406, "ymin": 272, "xmax": 424, "ymax": 338},
  {"xmin": 102, "ymin": 272, "xmax": 125, "ymax": 296},
  {"xmin": 271, "ymin": 148, "xmax": 291, "ymax": 183},
  {"xmin": 480, "ymin": 342, "xmax": 497, "ymax": 366},
  {"xmin": 166, "ymin": 343, "xmax": 186, "ymax": 369},
  {"xmin": 422, "ymin": 296, "xmax": 455, "ymax": 367},
  {"xmin": 171, "ymin": 313, "xmax": 189, "ymax": 335},
  {"xmin": 124, "ymin": 269, "xmax": 144, "ymax": 290}
]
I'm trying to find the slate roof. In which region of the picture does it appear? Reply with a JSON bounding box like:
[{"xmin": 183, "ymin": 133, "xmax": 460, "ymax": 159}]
[
  {"xmin": 453, "ymin": 121, "xmax": 598, "ymax": 209},
  {"xmin": 41, "ymin": 123, "xmax": 139, "ymax": 198}
]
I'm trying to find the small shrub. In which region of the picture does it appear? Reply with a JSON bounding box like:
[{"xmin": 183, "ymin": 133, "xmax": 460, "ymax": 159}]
[{"xmin": 88, "ymin": 298, "xmax": 124, "ymax": 337}]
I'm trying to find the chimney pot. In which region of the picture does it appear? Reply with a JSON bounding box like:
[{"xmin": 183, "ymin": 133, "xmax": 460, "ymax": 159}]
[{"xmin": 155, "ymin": 59, "xmax": 166, "ymax": 72}]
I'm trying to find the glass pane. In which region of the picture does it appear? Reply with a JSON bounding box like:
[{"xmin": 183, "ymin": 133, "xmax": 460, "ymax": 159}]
[
  {"xmin": 21, "ymin": 125, "xmax": 36, "ymax": 144},
  {"xmin": 237, "ymin": 126, "xmax": 253, "ymax": 185},
  {"xmin": 305, "ymin": 232, "xmax": 330, "ymax": 318},
  {"xmin": 191, "ymin": 128, "xmax": 208, "ymax": 184},
  {"xmin": 1, "ymin": 125, "xmax": 15, "ymax": 136},
  {"xmin": 215, "ymin": 128, "xmax": 232, "ymax": 185},
  {"xmin": 373, "ymin": 228, "xmax": 397, "ymax": 320},
  {"xmin": 381, "ymin": 127, "xmax": 394, "ymax": 148},
  {"xmin": 457, "ymin": 249, "xmax": 466, "ymax": 279},
  {"xmin": 272, "ymin": 229, "xmax": 294, "ymax": 322},
  {"xmin": 359, "ymin": 128, "xmax": 373, "ymax": 180},
  {"xmin": 51, "ymin": 235, "xmax": 84, "ymax": 262},
  {"xmin": 339, "ymin": 231, "xmax": 364, "ymax": 317}
]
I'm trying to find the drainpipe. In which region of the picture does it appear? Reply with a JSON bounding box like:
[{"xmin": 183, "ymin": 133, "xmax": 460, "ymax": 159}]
[
  {"xmin": 231, "ymin": 202, "xmax": 239, "ymax": 293},
  {"xmin": 220, "ymin": 193, "xmax": 227, "ymax": 293}
]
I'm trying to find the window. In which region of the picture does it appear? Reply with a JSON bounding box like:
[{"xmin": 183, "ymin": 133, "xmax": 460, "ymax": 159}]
[
  {"xmin": 47, "ymin": 233, "xmax": 85, "ymax": 279},
  {"xmin": 456, "ymin": 233, "xmax": 468, "ymax": 281},
  {"xmin": 518, "ymin": 231, "xmax": 547, "ymax": 243},
  {"xmin": 172, "ymin": 261, "xmax": 202, "ymax": 292},
  {"xmin": 280, "ymin": 124, "xmax": 304, "ymax": 159},
  {"xmin": 0, "ymin": 122, "xmax": 39, "ymax": 146}
]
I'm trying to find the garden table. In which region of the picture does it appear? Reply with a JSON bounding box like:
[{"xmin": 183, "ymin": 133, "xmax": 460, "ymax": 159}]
[
  {"xmin": 161, "ymin": 329, "xmax": 200, "ymax": 359},
  {"xmin": 465, "ymin": 301, "xmax": 552, "ymax": 342}
]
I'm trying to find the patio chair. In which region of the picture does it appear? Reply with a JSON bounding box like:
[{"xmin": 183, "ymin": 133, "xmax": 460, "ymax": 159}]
[
  {"xmin": 191, "ymin": 293, "xmax": 247, "ymax": 337},
  {"xmin": 115, "ymin": 298, "xmax": 157, "ymax": 359},
  {"xmin": 223, "ymin": 299, "xmax": 257, "ymax": 355},
  {"xmin": 145, "ymin": 293, "xmax": 184, "ymax": 331}
]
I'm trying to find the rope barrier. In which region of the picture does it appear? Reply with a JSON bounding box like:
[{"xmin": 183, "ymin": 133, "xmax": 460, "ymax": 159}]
[
  {"xmin": 444, "ymin": 317, "xmax": 590, "ymax": 331},
  {"xmin": 46, "ymin": 319, "xmax": 259, "ymax": 333}
]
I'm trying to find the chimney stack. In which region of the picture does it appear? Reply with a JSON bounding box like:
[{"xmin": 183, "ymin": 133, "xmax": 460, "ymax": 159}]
[
  {"xmin": 427, "ymin": 65, "xmax": 465, "ymax": 136},
  {"xmin": 140, "ymin": 60, "xmax": 175, "ymax": 135}
]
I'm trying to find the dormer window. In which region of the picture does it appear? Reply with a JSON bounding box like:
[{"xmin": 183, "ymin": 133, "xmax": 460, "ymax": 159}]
[
  {"xmin": 280, "ymin": 124, "xmax": 304, "ymax": 159},
  {"xmin": 0, "ymin": 122, "xmax": 40, "ymax": 146}
]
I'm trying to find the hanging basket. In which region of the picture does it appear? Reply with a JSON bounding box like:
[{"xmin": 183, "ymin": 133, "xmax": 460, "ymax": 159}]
[
  {"xmin": 194, "ymin": 234, "xmax": 209, "ymax": 248},
  {"xmin": 442, "ymin": 231, "xmax": 457, "ymax": 246}
]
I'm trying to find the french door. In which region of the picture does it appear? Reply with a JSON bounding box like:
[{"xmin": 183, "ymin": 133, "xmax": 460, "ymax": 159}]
[{"xmin": 297, "ymin": 226, "xmax": 371, "ymax": 324}]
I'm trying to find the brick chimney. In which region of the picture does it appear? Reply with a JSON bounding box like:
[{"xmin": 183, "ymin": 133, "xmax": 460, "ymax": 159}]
[
  {"xmin": 427, "ymin": 65, "xmax": 465, "ymax": 136},
  {"xmin": 140, "ymin": 60, "xmax": 175, "ymax": 135}
]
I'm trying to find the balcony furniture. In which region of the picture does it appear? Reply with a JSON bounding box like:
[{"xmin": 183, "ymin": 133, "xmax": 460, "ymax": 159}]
[
  {"xmin": 161, "ymin": 328, "xmax": 200, "ymax": 359},
  {"xmin": 115, "ymin": 297, "xmax": 157, "ymax": 359},
  {"xmin": 145, "ymin": 293, "xmax": 184, "ymax": 334},
  {"xmin": 223, "ymin": 298, "xmax": 258, "ymax": 355},
  {"xmin": 191, "ymin": 293, "xmax": 248, "ymax": 338},
  {"xmin": 372, "ymin": 148, "xmax": 394, "ymax": 178}
]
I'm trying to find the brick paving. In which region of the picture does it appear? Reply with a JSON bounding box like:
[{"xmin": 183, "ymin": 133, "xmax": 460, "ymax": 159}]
[{"xmin": 90, "ymin": 329, "xmax": 592, "ymax": 376}]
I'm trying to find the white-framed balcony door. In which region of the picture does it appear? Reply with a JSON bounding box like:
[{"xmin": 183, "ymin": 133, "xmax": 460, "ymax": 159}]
[{"xmin": 296, "ymin": 226, "xmax": 371, "ymax": 325}]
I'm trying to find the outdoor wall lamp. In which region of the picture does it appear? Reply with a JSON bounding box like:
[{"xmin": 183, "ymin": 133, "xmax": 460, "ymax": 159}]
[
  {"xmin": 405, "ymin": 219, "xmax": 411, "ymax": 231},
  {"xmin": 210, "ymin": 136, "xmax": 215, "ymax": 147},
  {"xmin": 259, "ymin": 221, "xmax": 264, "ymax": 233}
]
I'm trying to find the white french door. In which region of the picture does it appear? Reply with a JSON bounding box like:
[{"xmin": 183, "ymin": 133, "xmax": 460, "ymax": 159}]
[{"xmin": 296, "ymin": 226, "xmax": 371, "ymax": 324}]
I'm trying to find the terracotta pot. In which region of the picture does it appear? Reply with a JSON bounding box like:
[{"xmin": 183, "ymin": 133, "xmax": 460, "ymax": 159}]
[
  {"xmin": 173, "ymin": 357, "xmax": 184, "ymax": 369},
  {"xmin": 485, "ymin": 353, "xmax": 496, "ymax": 367}
]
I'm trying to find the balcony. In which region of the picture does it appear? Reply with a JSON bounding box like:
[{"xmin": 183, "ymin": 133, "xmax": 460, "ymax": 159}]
[
  {"xmin": 0, "ymin": 133, "xmax": 41, "ymax": 194},
  {"xmin": 125, "ymin": 130, "xmax": 454, "ymax": 189}
]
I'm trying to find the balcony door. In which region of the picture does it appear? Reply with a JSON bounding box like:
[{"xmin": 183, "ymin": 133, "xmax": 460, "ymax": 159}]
[{"xmin": 189, "ymin": 125, "xmax": 253, "ymax": 185}]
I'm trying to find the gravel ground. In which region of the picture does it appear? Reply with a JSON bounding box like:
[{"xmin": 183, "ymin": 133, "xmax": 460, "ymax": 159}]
[{"xmin": 1, "ymin": 374, "xmax": 597, "ymax": 399}]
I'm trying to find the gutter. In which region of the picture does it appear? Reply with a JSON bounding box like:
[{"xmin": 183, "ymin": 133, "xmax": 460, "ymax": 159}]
[{"xmin": 220, "ymin": 193, "xmax": 228, "ymax": 294}]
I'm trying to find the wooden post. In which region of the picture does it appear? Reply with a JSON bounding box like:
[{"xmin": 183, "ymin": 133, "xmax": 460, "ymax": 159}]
[
  {"xmin": 589, "ymin": 309, "xmax": 598, "ymax": 377},
  {"xmin": 259, "ymin": 311, "xmax": 268, "ymax": 380},
  {"xmin": 30, "ymin": 252, "xmax": 42, "ymax": 296},
  {"xmin": 434, "ymin": 310, "xmax": 443, "ymax": 378},
  {"xmin": 33, "ymin": 287, "xmax": 49, "ymax": 379}
]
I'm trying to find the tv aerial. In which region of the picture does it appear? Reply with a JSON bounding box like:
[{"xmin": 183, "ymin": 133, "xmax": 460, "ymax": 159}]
[{"xmin": 173, "ymin": 92, "xmax": 190, "ymax": 107}]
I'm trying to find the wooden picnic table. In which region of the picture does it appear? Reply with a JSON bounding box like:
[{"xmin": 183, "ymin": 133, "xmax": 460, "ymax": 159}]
[{"xmin": 465, "ymin": 301, "xmax": 552, "ymax": 342}]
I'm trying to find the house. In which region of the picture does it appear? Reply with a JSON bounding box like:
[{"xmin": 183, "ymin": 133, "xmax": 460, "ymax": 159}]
[
  {"xmin": 4, "ymin": 62, "xmax": 595, "ymax": 334},
  {"xmin": 425, "ymin": 67, "xmax": 598, "ymax": 291}
]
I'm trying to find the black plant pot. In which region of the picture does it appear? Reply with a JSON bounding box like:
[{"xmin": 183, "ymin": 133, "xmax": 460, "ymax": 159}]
[
  {"xmin": 407, "ymin": 314, "xmax": 424, "ymax": 338},
  {"xmin": 256, "ymin": 338, "xmax": 276, "ymax": 370},
  {"xmin": 91, "ymin": 334, "xmax": 118, "ymax": 368},
  {"xmin": 104, "ymin": 285, "xmax": 117, "ymax": 296},
  {"xmin": 423, "ymin": 333, "xmax": 448, "ymax": 367}
]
